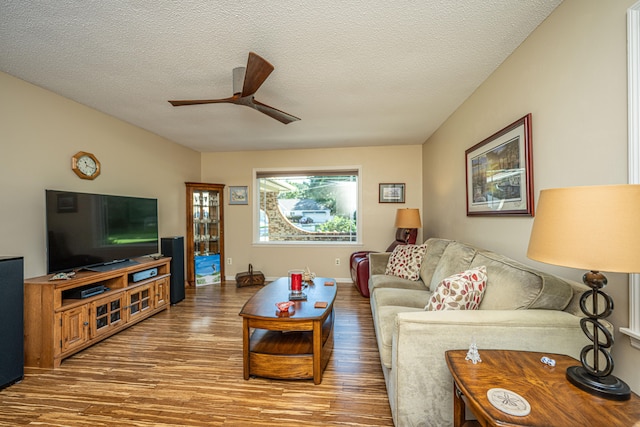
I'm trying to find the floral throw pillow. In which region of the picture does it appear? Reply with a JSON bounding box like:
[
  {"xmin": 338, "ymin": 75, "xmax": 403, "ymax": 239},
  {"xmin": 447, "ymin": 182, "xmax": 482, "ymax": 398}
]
[
  {"xmin": 425, "ymin": 266, "xmax": 487, "ymax": 311},
  {"xmin": 384, "ymin": 244, "xmax": 428, "ymax": 281}
]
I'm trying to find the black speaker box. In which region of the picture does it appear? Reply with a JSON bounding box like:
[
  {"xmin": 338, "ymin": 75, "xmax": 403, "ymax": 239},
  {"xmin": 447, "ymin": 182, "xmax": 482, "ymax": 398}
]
[
  {"xmin": 161, "ymin": 236, "xmax": 185, "ymax": 304},
  {"xmin": 0, "ymin": 256, "xmax": 24, "ymax": 389}
]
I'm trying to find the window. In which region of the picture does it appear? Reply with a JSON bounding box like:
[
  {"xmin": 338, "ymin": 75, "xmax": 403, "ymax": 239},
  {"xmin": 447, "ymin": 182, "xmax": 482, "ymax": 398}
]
[
  {"xmin": 255, "ymin": 168, "xmax": 360, "ymax": 244},
  {"xmin": 621, "ymin": 2, "xmax": 640, "ymax": 349}
]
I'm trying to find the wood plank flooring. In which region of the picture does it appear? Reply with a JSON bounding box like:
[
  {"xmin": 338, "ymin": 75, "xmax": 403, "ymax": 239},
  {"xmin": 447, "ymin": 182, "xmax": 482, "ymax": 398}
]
[{"xmin": 0, "ymin": 282, "xmax": 393, "ymax": 426}]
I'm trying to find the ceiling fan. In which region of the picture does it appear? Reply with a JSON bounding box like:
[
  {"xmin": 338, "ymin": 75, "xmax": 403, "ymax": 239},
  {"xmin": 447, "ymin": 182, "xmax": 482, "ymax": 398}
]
[{"xmin": 168, "ymin": 52, "xmax": 300, "ymax": 124}]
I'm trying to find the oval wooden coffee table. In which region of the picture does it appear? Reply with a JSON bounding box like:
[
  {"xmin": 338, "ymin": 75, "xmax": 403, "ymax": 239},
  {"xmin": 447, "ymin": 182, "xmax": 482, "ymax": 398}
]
[{"xmin": 239, "ymin": 276, "xmax": 337, "ymax": 384}]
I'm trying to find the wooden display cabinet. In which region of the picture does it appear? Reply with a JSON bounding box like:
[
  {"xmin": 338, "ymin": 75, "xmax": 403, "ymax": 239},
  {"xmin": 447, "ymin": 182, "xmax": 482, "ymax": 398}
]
[
  {"xmin": 185, "ymin": 182, "xmax": 225, "ymax": 286},
  {"xmin": 24, "ymin": 257, "xmax": 171, "ymax": 368}
]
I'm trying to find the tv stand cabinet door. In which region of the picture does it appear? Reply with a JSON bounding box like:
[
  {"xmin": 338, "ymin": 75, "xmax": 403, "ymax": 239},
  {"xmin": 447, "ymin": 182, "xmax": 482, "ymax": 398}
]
[
  {"xmin": 58, "ymin": 305, "xmax": 89, "ymax": 355},
  {"xmin": 91, "ymin": 293, "xmax": 126, "ymax": 339},
  {"xmin": 126, "ymin": 283, "xmax": 154, "ymax": 322},
  {"xmin": 155, "ymin": 277, "xmax": 170, "ymax": 308}
]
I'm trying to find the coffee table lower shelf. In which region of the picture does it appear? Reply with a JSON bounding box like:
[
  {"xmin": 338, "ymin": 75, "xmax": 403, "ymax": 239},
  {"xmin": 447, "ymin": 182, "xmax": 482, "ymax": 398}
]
[{"xmin": 247, "ymin": 310, "xmax": 334, "ymax": 383}]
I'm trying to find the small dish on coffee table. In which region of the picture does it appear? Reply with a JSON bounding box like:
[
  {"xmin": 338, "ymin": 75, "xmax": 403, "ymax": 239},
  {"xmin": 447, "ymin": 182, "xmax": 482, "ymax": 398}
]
[{"xmin": 275, "ymin": 301, "xmax": 295, "ymax": 312}]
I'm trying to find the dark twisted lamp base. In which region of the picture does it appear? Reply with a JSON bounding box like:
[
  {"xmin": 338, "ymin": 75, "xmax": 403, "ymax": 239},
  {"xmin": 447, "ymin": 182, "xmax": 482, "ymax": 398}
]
[
  {"xmin": 567, "ymin": 366, "xmax": 630, "ymax": 400},
  {"xmin": 568, "ymin": 271, "xmax": 630, "ymax": 400}
]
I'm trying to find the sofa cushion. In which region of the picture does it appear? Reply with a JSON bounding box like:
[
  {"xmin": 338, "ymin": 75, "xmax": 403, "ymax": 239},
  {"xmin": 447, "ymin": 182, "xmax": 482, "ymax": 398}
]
[
  {"xmin": 385, "ymin": 244, "xmax": 428, "ymax": 280},
  {"xmin": 419, "ymin": 238, "xmax": 452, "ymax": 286},
  {"xmin": 426, "ymin": 266, "xmax": 487, "ymax": 311},
  {"xmin": 429, "ymin": 241, "xmax": 478, "ymax": 291},
  {"xmin": 369, "ymin": 274, "xmax": 429, "ymax": 294},
  {"xmin": 373, "ymin": 286, "xmax": 432, "ymax": 309},
  {"xmin": 373, "ymin": 302, "xmax": 424, "ymax": 369},
  {"xmin": 470, "ymin": 251, "xmax": 572, "ymax": 310}
]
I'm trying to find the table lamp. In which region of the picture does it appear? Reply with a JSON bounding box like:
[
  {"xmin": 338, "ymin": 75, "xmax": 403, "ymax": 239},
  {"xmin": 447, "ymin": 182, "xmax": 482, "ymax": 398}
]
[
  {"xmin": 527, "ymin": 184, "xmax": 640, "ymax": 400},
  {"xmin": 387, "ymin": 208, "xmax": 422, "ymax": 251}
]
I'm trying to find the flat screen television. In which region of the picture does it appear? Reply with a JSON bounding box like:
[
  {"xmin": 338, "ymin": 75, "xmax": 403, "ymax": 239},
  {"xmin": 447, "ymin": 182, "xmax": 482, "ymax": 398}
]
[{"xmin": 46, "ymin": 190, "xmax": 159, "ymax": 274}]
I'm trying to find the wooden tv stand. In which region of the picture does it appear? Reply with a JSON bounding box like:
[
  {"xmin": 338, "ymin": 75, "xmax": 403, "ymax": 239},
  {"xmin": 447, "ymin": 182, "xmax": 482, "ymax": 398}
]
[{"xmin": 24, "ymin": 257, "xmax": 171, "ymax": 368}]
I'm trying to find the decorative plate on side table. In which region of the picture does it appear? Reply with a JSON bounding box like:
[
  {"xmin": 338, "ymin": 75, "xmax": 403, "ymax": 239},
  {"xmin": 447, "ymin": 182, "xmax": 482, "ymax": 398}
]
[{"xmin": 487, "ymin": 388, "xmax": 531, "ymax": 417}]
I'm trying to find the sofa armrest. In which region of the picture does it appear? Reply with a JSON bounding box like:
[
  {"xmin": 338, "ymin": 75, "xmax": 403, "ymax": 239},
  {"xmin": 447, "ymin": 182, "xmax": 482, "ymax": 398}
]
[
  {"xmin": 369, "ymin": 252, "xmax": 391, "ymax": 275},
  {"xmin": 388, "ymin": 310, "xmax": 592, "ymax": 426}
]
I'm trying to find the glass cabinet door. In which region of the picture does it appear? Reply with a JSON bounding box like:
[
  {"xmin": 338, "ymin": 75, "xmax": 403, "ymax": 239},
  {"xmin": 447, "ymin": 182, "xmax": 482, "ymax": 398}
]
[
  {"xmin": 192, "ymin": 190, "xmax": 220, "ymax": 256},
  {"xmin": 91, "ymin": 293, "xmax": 125, "ymax": 338},
  {"xmin": 127, "ymin": 283, "xmax": 153, "ymax": 321}
]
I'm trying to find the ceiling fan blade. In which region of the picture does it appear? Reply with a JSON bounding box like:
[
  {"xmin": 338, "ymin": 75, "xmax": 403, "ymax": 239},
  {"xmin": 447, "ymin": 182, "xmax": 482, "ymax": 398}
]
[
  {"xmin": 251, "ymin": 99, "xmax": 300, "ymax": 124},
  {"xmin": 241, "ymin": 52, "xmax": 274, "ymax": 97},
  {"xmin": 168, "ymin": 96, "xmax": 238, "ymax": 106}
]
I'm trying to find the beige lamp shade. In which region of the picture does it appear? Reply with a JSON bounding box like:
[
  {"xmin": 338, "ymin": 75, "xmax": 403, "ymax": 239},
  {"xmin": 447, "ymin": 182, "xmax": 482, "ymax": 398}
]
[
  {"xmin": 527, "ymin": 184, "xmax": 640, "ymax": 274},
  {"xmin": 395, "ymin": 208, "xmax": 422, "ymax": 229}
]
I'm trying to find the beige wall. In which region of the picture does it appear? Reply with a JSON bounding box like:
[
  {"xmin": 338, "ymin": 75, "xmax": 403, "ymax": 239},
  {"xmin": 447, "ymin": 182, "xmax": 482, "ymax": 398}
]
[
  {"xmin": 423, "ymin": 0, "xmax": 639, "ymax": 392},
  {"xmin": 0, "ymin": 72, "xmax": 201, "ymax": 278},
  {"xmin": 1, "ymin": 65, "xmax": 422, "ymax": 309},
  {"xmin": 201, "ymin": 145, "xmax": 423, "ymax": 281}
]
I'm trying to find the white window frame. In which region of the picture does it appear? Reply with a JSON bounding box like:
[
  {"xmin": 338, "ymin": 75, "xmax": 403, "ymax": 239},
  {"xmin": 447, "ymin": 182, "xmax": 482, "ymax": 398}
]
[
  {"xmin": 252, "ymin": 166, "xmax": 362, "ymax": 246},
  {"xmin": 620, "ymin": 1, "xmax": 640, "ymax": 349}
]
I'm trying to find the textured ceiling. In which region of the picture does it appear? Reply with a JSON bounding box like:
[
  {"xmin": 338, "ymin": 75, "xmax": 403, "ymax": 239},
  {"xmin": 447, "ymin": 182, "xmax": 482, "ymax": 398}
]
[{"xmin": 0, "ymin": 1, "xmax": 561, "ymax": 152}]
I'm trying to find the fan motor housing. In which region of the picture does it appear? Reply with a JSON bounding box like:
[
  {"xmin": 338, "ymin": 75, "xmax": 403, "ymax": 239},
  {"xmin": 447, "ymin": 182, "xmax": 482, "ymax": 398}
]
[{"xmin": 232, "ymin": 67, "xmax": 245, "ymax": 95}]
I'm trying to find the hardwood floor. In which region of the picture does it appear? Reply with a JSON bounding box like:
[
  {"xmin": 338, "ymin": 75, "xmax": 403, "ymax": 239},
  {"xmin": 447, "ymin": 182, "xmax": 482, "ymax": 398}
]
[{"xmin": 0, "ymin": 281, "xmax": 393, "ymax": 426}]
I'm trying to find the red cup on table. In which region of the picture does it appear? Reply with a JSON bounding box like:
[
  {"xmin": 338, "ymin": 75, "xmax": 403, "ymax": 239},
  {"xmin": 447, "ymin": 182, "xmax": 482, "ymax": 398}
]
[{"xmin": 288, "ymin": 269, "xmax": 304, "ymax": 294}]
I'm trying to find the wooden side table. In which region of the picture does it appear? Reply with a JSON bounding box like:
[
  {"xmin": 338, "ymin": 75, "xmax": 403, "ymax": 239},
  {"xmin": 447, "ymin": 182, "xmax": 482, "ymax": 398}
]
[{"xmin": 445, "ymin": 349, "xmax": 640, "ymax": 427}]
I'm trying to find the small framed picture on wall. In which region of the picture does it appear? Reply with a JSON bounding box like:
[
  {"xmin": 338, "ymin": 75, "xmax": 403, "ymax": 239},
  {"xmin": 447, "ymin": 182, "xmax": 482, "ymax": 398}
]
[
  {"xmin": 229, "ymin": 186, "xmax": 249, "ymax": 205},
  {"xmin": 379, "ymin": 183, "xmax": 405, "ymax": 203}
]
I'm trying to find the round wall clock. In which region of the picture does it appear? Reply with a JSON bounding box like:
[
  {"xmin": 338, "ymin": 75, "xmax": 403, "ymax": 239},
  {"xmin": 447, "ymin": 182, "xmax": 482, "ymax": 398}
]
[{"xmin": 71, "ymin": 151, "xmax": 101, "ymax": 180}]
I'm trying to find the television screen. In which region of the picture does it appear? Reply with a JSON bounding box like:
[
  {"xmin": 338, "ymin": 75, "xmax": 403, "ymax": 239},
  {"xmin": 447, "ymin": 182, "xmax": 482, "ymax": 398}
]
[{"xmin": 46, "ymin": 190, "xmax": 159, "ymax": 273}]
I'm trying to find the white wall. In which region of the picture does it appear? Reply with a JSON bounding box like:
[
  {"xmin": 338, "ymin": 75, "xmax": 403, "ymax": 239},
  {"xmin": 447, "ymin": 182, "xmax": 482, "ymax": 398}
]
[
  {"xmin": 201, "ymin": 145, "xmax": 423, "ymax": 281},
  {"xmin": 423, "ymin": 0, "xmax": 639, "ymax": 392},
  {"xmin": 0, "ymin": 72, "xmax": 201, "ymax": 278}
]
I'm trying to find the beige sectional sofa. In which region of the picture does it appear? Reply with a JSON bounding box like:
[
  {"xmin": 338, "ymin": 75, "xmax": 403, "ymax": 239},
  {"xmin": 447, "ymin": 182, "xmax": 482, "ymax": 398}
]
[{"xmin": 368, "ymin": 238, "xmax": 597, "ymax": 427}]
